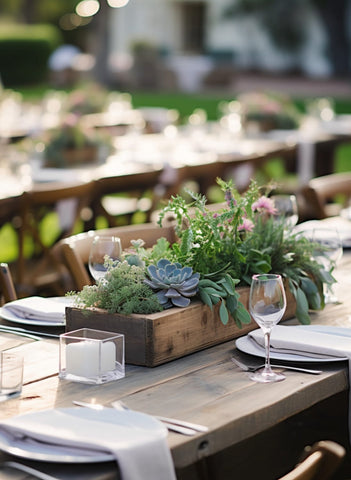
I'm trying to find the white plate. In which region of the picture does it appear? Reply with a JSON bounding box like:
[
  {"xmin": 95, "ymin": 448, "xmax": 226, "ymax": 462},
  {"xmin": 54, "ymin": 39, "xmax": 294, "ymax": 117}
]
[
  {"xmin": 0, "ymin": 429, "xmax": 114, "ymax": 463},
  {"xmin": 0, "ymin": 407, "xmax": 166, "ymax": 463},
  {"xmin": 236, "ymin": 326, "xmax": 348, "ymax": 363},
  {"xmin": 0, "ymin": 297, "xmax": 75, "ymax": 326}
]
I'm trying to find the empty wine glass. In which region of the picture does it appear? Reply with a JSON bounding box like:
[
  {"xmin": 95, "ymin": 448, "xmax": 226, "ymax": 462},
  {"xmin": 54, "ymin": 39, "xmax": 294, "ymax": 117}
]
[
  {"xmin": 271, "ymin": 194, "xmax": 299, "ymax": 229},
  {"xmin": 312, "ymin": 228, "xmax": 343, "ymax": 304},
  {"xmin": 88, "ymin": 235, "xmax": 122, "ymax": 282},
  {"xmin": 249, "ymin": 274, "xmax": 287, "ymax": 383}
]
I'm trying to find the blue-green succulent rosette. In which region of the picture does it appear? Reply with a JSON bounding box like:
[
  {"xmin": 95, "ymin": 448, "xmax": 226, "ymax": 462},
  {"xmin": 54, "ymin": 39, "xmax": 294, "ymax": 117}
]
[{"xmin": 144, "ymin": 259, "xmax": 200, "ymax": 308}]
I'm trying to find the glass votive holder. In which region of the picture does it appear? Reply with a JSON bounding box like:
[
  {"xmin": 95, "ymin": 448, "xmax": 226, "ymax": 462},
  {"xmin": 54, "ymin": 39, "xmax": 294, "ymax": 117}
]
[
  {"xmin": 0, "ymin": 352, "xmax": 24, "ymax": 401},
  {"xmin": 59, "ymin": 328, "xmax": 125, "ymax": 385}
]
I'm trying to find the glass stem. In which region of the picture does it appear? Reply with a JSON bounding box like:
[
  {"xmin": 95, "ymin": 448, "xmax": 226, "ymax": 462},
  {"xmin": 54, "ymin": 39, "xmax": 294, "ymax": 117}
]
[{"xmin": 264, "ymin": 329, "xmax": 272, "ymax": 372}]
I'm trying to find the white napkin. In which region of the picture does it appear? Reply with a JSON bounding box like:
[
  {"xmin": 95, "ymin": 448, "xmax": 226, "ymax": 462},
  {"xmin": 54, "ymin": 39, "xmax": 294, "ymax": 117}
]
[
  {"xmin": 2, "ymin": 296, "xmax": 66, "ymax": 322},
  {"xmin": 0, "ymin": 408, "xmax": 177, "ymax": 480},
  {"xmin": 248, "ymin": 325, "xmax": 351, "ymax": 440},
  {"xmin": 249, "ymin": 325, "xmax": 351, "ymax": 360}
]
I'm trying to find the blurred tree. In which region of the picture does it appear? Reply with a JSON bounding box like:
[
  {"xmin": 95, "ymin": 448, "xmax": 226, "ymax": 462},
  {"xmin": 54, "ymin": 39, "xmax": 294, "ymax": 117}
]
[
  {"xmin": 225, "ymin": 0, "xmax": 351, "ymax": 75},
  {"xmin": 0, "ymin": 0, "xmax": 88, "ymax": 48},
  {"xmin": 312, "ymin": 0, "xmax": 350, "ymax": 75}
]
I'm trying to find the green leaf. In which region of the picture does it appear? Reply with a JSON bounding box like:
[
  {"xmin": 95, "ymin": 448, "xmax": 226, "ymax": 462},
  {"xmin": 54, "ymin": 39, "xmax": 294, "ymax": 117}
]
[
  {"xmin": 226, "ymin": 294, "xmax": 238, "ymax": 315},
  {"xmin": 198, "ymin": 279, "xmax": 222, "ymax": 289},
  {"xmin": 211, "ymin": 296, "xmax": 221, "ymax": 305},
  {"xmin": 205, "ymin": 287, "xmax": 226, "ymax": 297},
  {"xmin": 235, "ymin": 303, "xmax": 252, "ymax": 325},
  {"xmin": 307, "ymin": 291, "xmax": 322, "ymax": 311},
  {"xmin": 300, "ymin": 277, "xmax": 318, "ymax": 295},
  {"xmin": 219, "ymin": 300, "xmax": 229, "ymax": 325},
  {"xmin": 199, "ymin": 289, "xmax": 213, "ymax": 309},
  {"xmin": 295, "ymin": 287, "xmax": 311, "ymax": 325}
]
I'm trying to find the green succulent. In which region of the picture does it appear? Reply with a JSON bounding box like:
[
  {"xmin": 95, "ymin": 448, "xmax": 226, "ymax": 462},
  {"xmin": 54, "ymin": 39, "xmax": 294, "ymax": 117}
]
[{"xmin": 145, "ymin": 259, "xmax": 200, "ymax": 308}]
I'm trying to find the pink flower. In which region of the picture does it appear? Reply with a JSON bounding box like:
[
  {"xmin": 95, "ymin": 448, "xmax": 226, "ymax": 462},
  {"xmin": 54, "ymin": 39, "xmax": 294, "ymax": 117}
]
[
  {"xmin": 252, "ymin": 196, "xmax": 277, "ymax": 215},
  {"xmin": 238, "ymin": 218, "xmax": 254, "ymax": 232}
]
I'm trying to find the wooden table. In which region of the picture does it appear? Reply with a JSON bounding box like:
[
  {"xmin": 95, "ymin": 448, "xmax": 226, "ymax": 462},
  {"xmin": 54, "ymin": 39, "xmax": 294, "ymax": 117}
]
[{"xmin": 1, "ymin": 254, "xmax": 351, "ymax": 479}]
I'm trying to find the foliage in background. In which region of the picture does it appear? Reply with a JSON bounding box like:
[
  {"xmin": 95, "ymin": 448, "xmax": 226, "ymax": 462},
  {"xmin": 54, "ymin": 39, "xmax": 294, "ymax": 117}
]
[
  {"xmin": 224, "ymin": 0, "xmax": 308, "ymax": 53},
  {"xmin": 0, "ymin": 24, "xmax": 62, "ymax": 86}
]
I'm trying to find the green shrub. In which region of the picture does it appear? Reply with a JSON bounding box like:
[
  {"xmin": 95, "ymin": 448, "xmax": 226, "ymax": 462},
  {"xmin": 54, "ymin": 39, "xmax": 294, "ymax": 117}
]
[{"xmin": 0, "ymin": 24, "xmax": 62, "ymax": 87}]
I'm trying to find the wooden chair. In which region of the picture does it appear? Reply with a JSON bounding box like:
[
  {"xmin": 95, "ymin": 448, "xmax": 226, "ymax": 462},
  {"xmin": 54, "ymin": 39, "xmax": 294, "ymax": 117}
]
[
  {"xmin": 90, "ymin": 167, "xmax": 187, "ymax": 228},
  {"xmin": 15, "ymin": 180, "xmax": 95, "ymax": 296},
  {"xmin": 0, "ymin": 263, "xmax": 17, "ymax": 304},
  {"xmin": 53, "ymin": 222, "xmax": 178, "ymax": 291},
  {"xmin": 278, "ymin": 440, "xmax": 345, "ymax": 480},
  {"xmin": 301, "ymin": 172, "xmax": 351, "ymax": 220}
]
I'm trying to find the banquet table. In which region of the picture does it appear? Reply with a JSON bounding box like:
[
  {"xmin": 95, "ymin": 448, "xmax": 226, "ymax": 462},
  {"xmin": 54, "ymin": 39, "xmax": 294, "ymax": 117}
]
[{"xmin": 0, "ymin": 248, "xmax": 351, "ymax": 479}]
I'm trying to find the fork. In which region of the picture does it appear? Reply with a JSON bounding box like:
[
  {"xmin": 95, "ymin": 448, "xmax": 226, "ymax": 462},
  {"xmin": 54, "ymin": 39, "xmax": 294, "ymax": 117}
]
[
  {"xmin": 2, "ymin": 461, "xmax": 58, "ymax": 480},
  {"xmin": 231, "ymin": 356, "xmax": 322, "ymax": 375},
  {"xmin": 72, "ymin": 400, "xmax": 208, "ymax": 435}
]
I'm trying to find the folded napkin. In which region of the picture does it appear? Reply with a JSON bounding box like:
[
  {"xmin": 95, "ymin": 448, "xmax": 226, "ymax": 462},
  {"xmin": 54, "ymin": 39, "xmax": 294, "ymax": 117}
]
[
  {"xmin": 0, "ymin": 408, "xmax": 176, "ymax": 480},
  {"xmin": 249, "ymin": 325, "xmax": 351, "ymax": 361},
  {"xmin": 2, "ymin": 296, "xmax": 67, "ymax": 323}
]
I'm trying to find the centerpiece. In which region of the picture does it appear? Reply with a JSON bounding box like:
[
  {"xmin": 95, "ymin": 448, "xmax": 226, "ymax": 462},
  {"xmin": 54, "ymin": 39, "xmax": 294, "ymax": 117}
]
[
  {"xmin": 238, "ymin": 91, "xmax": 301, "ymax": 132},
  {"xmin": 66, "ymin": 179, "xmax": 334, "ymax": 366},
  {"xmin": 43, "ymin": 113, "xmax": 111, "ymax": 168}
]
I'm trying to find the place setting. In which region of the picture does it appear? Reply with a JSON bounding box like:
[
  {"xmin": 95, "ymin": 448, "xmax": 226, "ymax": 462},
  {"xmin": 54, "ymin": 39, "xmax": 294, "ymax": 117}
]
[{"xmin": 233, "ymin": 272, "xmax": 351, "ymax": 385}]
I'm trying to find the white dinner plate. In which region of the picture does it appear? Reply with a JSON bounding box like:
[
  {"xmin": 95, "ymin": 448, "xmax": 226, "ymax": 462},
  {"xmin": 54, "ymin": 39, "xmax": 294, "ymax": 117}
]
[
  {"xmin": 0, "ymin": 407, "xmax": 166, "ymax": 464},
  {"xmin": 0, "ymin": 429, "xmax": 114, "ymax": 463},
  {"xmin": 0, "ymin": 297, "xmax": 75, "ymax": 326},
  {"xmin": 236, "ymin": 325, "xmax": 348, "ymax": 363}
]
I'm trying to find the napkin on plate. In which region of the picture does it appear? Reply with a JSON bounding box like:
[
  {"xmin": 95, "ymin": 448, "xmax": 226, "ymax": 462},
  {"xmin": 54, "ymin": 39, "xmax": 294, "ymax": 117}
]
[
  {"xmin": 249, "ymin": 325, "xmax": 351, "ymax": 361},
  {"xmin": 2, "ymin": 296, "xmax": 67, "ymax": 322},
  {"xmin": 0, "ymin": 408, "xmax": 177, "ymax": 480}
]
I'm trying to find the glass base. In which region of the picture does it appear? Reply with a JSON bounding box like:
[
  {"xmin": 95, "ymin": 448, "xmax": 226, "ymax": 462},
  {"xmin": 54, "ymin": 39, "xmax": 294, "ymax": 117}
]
[
  {"xmin": 59, "ymin": 364, "xmax": 125, "ymax": 385},
  {"xmin": 249, "ymin": 368, "xmax": 285, "ymax": 383},
  {"xmin": 324, "ymin": 293, "xmax": 341, "ymax": 305}
]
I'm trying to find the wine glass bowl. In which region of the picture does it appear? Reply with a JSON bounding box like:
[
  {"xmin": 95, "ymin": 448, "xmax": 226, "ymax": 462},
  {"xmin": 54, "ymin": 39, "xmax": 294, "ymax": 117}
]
[
  {"xmin": 249, "ymin": 273, "xmax": 287, "ymax": 383},
  {"xmin": 271, "ymin": 194, "xmax": 299, "ymax": 229},
  {"xmin": 88, "ymin": 235, "xmax": 122, "ymax": 282}
]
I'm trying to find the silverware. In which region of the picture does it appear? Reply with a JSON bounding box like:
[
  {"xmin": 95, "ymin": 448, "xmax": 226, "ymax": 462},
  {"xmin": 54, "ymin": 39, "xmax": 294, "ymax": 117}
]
[
  {"xmin": 112, "ymin": 400, "xmax": 208, "ymax": 433},
  {"xmin": 72, "ymin": 400, "xmax": 208, "ymax": 436},
  {"xmin": 231, "ymin": 356, "xmax": 322, "ymax": 375},
  {"xmin": 0, "ymin": 325, "xmax": 60, "ymax": 339},
  {"xmin": 2, "ymin": 461, "xmax": 58, "ymax": 480}
]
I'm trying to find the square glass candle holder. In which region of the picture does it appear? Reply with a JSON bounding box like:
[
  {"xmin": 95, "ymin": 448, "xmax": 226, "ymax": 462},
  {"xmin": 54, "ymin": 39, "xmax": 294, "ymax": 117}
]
[{"xmin": 59, "ymin": 328, "xmax": 125, "ymax": 384}]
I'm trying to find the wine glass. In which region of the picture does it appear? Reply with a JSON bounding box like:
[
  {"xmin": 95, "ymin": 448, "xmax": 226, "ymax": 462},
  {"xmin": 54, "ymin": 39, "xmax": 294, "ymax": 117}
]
[
  {"xmin": 271, "ymin": 194, "xmax": 299, "ymax": 229},
  {"xmin": 88, "ymin": 235, "xmax": 122, "ymax": 282},
  {"xmin": 312, "ymin": 228, "xmax": 343, "ymax": 304},
  {"xmin": 249, "ymin": 274, "xmax": 287, "ymax": 383}
]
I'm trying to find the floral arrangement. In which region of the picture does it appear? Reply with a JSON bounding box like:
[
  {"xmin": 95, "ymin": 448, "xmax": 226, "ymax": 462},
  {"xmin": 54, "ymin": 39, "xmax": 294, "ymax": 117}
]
[
  {"xmin": 43, "ymin": 113, "xmax": 112, "ymax": 168},
  {"xmin": 238, "ymin": 91, "xmax": 301, "ymax": 131},
  {"xmin": 73, "ymin": 179, "xmax": 334, "ymax": 328}
]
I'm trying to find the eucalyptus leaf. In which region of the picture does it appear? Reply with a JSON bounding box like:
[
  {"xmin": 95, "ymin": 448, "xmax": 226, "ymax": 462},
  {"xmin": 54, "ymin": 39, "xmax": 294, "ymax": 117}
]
[{"xmin": 219, "ymin": 300, "xmax": 229, "ymax": 325}]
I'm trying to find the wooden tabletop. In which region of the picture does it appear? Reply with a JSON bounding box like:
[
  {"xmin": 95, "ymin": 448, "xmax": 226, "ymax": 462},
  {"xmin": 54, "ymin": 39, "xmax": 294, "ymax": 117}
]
[{"xmin": 0, "ymin": 254, "xmax": 351, "ymax": 479}]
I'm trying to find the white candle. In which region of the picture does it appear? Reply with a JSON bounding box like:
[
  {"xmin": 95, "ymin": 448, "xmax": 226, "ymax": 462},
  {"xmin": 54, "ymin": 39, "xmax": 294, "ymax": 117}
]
[{"xmin": 65, "ymin": 340, "xmax": 116, "ymax": 378}]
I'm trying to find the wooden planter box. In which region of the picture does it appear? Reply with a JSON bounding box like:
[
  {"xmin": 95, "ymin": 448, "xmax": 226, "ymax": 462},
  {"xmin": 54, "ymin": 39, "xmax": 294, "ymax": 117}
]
[{"xmin": 65, "ymin": 286, "xmax": 296, "ymax": 367}]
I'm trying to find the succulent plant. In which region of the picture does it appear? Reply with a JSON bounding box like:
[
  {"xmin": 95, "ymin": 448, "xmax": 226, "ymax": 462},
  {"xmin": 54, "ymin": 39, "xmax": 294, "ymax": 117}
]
[{"xmin": 145, "ymin": 259, "xmax": 200, "ymax": 308}]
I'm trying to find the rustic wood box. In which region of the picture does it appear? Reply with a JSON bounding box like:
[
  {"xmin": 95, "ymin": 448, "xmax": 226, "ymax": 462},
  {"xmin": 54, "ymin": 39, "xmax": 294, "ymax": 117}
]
[{"xmin": 65, "ymin": 287, "xmax": 296, "ymax": 367}]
